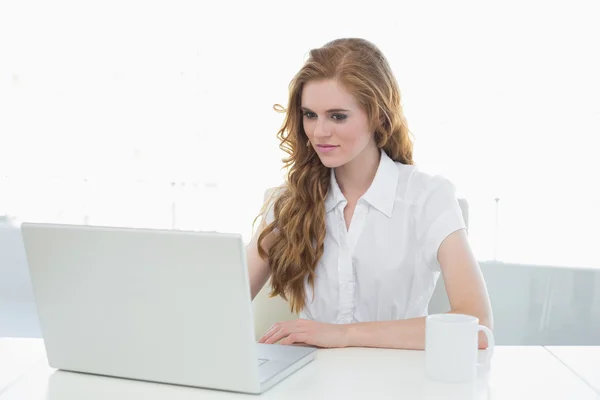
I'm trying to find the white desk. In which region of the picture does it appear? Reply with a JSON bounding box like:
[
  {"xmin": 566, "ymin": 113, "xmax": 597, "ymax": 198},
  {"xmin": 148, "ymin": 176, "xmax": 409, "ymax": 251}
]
[
  {"xmin": 546, "ymin": 346, "xmax": 600, "ymax": 395},
  {"xmin": 0, "ymin": 338, "xmax": 45, "ymax": 395},
  {"xmin": 1, "ymin": 339, "xmax": 599, "ymax": 400}
]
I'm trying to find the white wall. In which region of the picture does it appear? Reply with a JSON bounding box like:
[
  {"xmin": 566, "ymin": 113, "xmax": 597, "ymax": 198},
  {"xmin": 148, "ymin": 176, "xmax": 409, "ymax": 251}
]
[{"xmin": 2, "ymin": 1, "xmax": 599, "ymax": 263}]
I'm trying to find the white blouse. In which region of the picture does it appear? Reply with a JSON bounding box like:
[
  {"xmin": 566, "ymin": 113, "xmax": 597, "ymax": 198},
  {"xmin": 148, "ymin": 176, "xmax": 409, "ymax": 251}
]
[{"xmin": 267, "ymin": 149, "xmax": 466, "ymax": 324}]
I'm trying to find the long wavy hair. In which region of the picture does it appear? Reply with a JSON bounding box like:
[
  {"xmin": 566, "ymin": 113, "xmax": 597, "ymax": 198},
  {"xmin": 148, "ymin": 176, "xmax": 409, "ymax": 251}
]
[{"xmin": 257, "ymin": 38, "xmax": 414, "ymax": 313}]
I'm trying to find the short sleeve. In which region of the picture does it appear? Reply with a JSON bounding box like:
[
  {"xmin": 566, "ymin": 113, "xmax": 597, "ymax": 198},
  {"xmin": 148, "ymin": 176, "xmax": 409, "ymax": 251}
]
[
  {"xmin": 264, "ymin": 196, "xmax": 276, "ymax": 226},
  {"xmin": 262, "ymin": 186, "xmax": 284, "ymax": 228},
  {"xmin": 415, "ymin": 176, "xmax": 467, "ymax": 270}
]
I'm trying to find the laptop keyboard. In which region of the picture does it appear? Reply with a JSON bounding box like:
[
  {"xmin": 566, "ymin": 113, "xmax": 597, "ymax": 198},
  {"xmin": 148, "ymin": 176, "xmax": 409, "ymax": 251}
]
[{"xmin": 257, "ymin": 358, "xmax": 269, "ymax": 366}]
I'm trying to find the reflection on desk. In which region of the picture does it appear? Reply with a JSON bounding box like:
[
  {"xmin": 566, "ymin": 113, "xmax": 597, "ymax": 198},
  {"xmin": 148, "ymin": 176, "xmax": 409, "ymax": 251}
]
[
  {"xmin": 546, "ymin": 346, "xmax": 600, "ymax": 395},
  {"xmin": 2, "ymin": 344, "xmax": 600, "ymax": 400}
]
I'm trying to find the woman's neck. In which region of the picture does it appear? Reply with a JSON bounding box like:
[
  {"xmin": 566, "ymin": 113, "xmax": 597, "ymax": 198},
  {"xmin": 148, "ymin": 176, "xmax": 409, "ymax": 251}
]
[{"xmin": 334, "ymin": 143, "xmax": 381, "ymax": 202}]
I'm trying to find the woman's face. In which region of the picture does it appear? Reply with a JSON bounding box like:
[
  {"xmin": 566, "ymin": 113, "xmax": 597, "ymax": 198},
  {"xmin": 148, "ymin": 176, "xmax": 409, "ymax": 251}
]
[{"xmin": 301, "ymin": 79, "xmax": 376, "ymax": 168}]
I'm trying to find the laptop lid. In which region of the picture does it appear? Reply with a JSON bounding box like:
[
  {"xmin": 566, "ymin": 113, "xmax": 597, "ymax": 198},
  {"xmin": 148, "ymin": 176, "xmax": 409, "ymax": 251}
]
[{"xmin": 21, "ymin": 222, "xmax": 261, "ymax": 393}]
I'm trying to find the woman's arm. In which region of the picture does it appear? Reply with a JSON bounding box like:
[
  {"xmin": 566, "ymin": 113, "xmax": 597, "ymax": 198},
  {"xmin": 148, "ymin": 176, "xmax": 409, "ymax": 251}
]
[
  {"xmin": 346, "ymin": 229, "xmax": 493, "ymax": 349},
  {"xmin": 259, "ymin": 229, "xmax": 493, "ymax": 349}
]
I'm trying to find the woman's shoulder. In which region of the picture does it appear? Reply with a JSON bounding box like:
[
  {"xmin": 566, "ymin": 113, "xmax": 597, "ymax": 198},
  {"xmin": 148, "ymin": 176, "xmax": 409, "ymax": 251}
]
[
  {"xmin": 263, "ymin": 184, "xmax": 287, "ymax": 202},
  {"xmin": 261, "ymin": 183, "xmax": 289, "ymax": 226},
  {"xmin": 393, "ymin": 163, "xmax": 457, "ymax": 206}
]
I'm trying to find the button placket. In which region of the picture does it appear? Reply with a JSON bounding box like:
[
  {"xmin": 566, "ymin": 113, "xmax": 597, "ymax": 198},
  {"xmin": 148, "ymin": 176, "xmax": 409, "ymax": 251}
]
[{"xmin": 336, "ymin": 202, "xmax": 356, "ymax": 324}]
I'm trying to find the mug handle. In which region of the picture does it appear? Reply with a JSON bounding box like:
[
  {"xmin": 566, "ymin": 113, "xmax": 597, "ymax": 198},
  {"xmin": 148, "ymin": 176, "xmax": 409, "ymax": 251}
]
[{"xmin": 477, "ymin": 325, "xmax": 495, "ymax": 365}]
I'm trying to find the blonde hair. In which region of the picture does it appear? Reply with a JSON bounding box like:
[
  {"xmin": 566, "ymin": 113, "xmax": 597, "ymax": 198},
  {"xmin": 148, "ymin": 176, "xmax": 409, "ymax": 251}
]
[{"xmin": 258, "ymin": 38, "xmax": 414, "ymax": 313}]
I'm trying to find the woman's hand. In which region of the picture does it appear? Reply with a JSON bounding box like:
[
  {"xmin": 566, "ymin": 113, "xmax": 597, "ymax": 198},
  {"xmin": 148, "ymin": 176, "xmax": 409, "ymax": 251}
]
[{"xmin": 258, "ymin": 319, "xmax": 349, "ymax": 348}]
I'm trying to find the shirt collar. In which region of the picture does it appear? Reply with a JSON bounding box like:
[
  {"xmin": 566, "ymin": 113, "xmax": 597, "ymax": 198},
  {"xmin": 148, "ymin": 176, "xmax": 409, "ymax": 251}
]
[
  {"xmin": 324, "ymin": 169, "xmax": 345, "ymax": 213},
  {"xmin": 325, "ymin": 149, "xmax": 400, "ymax": 218}
]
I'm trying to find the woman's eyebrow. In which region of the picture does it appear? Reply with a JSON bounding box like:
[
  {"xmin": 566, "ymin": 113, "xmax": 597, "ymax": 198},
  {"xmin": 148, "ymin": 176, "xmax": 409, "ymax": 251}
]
[{"xmin": 301, "ymin": 106, "xmax": 350, "ymax": 113}]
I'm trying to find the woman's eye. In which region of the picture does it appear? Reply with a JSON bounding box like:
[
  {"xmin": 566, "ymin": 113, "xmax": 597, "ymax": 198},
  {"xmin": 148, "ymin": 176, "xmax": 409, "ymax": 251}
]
[
  {"xmin": 303, "ymin": 111, "xmax": 317, "ymax": 119},
  {"xmin": 332, "ymin": 114, "xmax": 347, "ymax": 121}
]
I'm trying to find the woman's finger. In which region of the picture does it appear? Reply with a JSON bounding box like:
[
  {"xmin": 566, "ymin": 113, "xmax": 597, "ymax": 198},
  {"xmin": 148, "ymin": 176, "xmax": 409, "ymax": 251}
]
[
  {"xmin": 263, "ymin": 327, "xmax": 289, "ymax": 344},
  {"xmin": 258, "ymin": 323, "xmax": 279, "ymax": 343}
]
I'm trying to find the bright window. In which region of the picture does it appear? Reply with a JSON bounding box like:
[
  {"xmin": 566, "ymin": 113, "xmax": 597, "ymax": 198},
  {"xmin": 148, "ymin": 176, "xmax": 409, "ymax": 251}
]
[{"xmin": 1, "ymin": 1, "xmax": 598, "ymax": 268}]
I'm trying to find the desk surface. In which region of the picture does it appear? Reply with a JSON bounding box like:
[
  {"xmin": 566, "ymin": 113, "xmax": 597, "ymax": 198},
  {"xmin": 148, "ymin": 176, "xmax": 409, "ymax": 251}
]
[
  {"xmin": 1, "ymin": 339, "xmax": 599, "ymax": 400},
  {"xmin": 0, "ymin": 338, "xmax": 45, "ymax": 395},
  {"xmin": 546, "ymin": 346, "xmax": 600, "ymax": 395}
]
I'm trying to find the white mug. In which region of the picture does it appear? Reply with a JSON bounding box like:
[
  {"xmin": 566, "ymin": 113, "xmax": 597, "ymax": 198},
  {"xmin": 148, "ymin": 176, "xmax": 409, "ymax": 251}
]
[{"xmin": 425, "ymin": 313, "xmax": 494, "ymax": 383}]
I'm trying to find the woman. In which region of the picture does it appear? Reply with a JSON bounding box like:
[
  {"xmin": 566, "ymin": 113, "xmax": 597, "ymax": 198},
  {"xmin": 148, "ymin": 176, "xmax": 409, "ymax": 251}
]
[{"xmin": 246, "ymin": 38, "xmax": 493, "ymax": 350}]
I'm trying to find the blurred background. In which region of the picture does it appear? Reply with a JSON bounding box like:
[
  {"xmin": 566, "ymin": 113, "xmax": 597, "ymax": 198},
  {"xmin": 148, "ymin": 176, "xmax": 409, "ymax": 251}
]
[{"xmin": 1, "ymin": 0, "xmax": 599, "ymax": 344}]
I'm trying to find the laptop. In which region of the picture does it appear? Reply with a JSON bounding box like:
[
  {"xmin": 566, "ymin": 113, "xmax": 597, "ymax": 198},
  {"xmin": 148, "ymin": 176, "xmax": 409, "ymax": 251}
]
[{"xmin": 20, "ymin": 222, "xmax": 316, "ymax": 394}]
